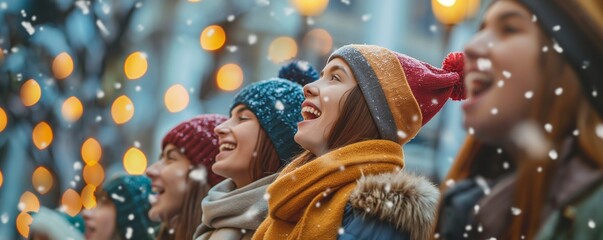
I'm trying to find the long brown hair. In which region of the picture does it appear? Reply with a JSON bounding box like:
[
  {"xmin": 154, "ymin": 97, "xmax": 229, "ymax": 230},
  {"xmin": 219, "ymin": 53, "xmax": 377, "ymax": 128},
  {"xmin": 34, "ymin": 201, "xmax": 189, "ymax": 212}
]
[
  {"xmin": 155, "ymin": 169, "xmax": 211, "ymax": 240},
  {"xmin": 294, "ymin": 85, "xmax": 381, "ymax": 164},
  {"xmin": 248, "ymin": 128, "xmax": 281, "ymax": 181},
  {"xmin": 442, "ymin": 12, "xmax": 603, "ymax": 239}
]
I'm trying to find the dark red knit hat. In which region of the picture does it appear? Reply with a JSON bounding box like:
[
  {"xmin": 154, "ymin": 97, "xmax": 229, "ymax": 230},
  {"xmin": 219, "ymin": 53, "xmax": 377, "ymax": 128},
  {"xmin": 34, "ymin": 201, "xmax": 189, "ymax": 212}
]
[{"xmin": 161, "ymin": 114, "xmax": 227, "ymax": 187}]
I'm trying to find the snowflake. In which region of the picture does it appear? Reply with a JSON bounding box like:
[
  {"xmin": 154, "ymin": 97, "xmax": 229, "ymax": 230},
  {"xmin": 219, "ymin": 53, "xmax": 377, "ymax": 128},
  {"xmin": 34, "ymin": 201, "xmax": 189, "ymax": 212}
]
[
  {"xmin": 497, "ymin": 80, "xmax": 504, "ymax": 88},
  {"xmin": 502, "ymin": 70, "xmax": 511, "ymax": 79},
  {"xmin": 397, "ymin": 130, "xmax": 407, "ymax": 139},
  {"xmin": 555, "ymin": 87, "xmax": 563, "ymax": 96},
  {"xmin": 490, "ymin": 108, "xmax": 498, "ymax": 115},
  {"xmin": 524, "ymin": 91, "xmax": 533, "ymax": 99},
  {"xmin": 549, "ymin": 149, "xmax": 558, "ymax": 160},
  {"xmin": 477, "ymin": 58, "xmax": 492, "ymax": 71},
  {"xmin": 511, "ymin": 207, "xmax": 522, "ymax": 216},
  {"xmin": 468, "ymin": 127, "xmax": 475, "ymax": 135},
  {"xmin": 544, "ymin": 123, "xmax": 553, "ymax": 133}
]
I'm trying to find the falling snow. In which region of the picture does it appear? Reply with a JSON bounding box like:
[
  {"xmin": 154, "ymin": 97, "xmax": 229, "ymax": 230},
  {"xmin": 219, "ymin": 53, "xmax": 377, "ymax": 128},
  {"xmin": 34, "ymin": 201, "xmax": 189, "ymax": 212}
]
[
  {"xmin": 263, "ymin": 193, "xmax": 270, "ymax": 201},
  {"xmin": 397, "ymin": 130, "xmax": 407, "ymax": 139},
  {"xmin": 307, "ymin": 17, "xmax": 315, "ymax": 25},
  {"xmin": 134, "ymin": 141, "xmax": 141, "ymax": 148},
  {"xmin": 497, "ymin": 80, "xmax": 504, "ymax": 88},
  {"xmin": 503, "ymin": 161, "xmax": 509, "ymax": 169},
  {"xmin": 338, "ymin": 227, "xmax": 345, "ymax": 235},
  {"xmin": 97, "ymin": 90, "xmax": 105, "ymax": 99},
  {"xmin": 430, "ymin": 25, "xmax": 437, "ymax": 33},
  {"xmin": 468, "ymin": 127, "xmax": 475, "ymax": 135},
  {"xmin": 112, "ymin": 193, "xmax": 126, "ymax": 202},
  {"xmin": 596, "ymin": 124, "xmax": 603, "ymax": 139},
  {"xmin": 248, "ymin": 34, "xmax": 257, "ymax": 45},
  {"xmin": 537, "ymin": 166, "xmax": 543, "ymax": 172},
  {"xmin": 73, "ymin": 161, "xmax": 83, "ymax": 170},
  {"xmin": 553, "ymin": 41, "xmax": 563, "ymax": 53},
  {"xmin": 275, "ymin": 100, "xmax": 285, "ymax": 111},
  {"xmin": 477, "ymin": 58, "xmax": 492, "ymax": 71},
  {"xmin": 148, "ymin": 227, "xmax": 155, "ymax": 234},
  {"xmin": 474, "ymin": 205, "xmax": 480, "ymax": 214},
  {"xmin": 593, "ymin": 90, "xmax": 598, "ymax": 98},
  {"xmin": 95, "ymin": 116, "xmax": 102, "ymax": 122},
  {"xmin": 524, "ymin": 91, "xmax": 533, "ymax": 99},
  {"xmin": 588, "ymin": 219, "xmax": 596, "ymax": 229},
  {"xmin": 361, "ymin": 14, "xmax": 372, "ymax": 21},
  {"xmin": 511, "ymin": 207, "xmax": 522, "ymax": 216},
  {"xmin": 125, "ymin": 227, "xmax": 133, "ymax": 239},
  {"xmin": 552, "ymin": 25, "xmax": 561, "ymax": 31},
  {"xmin": 135, "ymin": 85, "xmax": 141, "ymax": 91},
  {"xmin": 189, "ymin": 167, "xmax": 208, "ymax": 183},
  {"xmin": 1, "ymin": 213, "xmax": 8, "ymax": 224},
  {"xmin": 226, "ymin": 45, "xmax": 238, "ymax": 52},
  {"xmin": 341, "ymin": 0, "xmax": 350, "ymax": 5},
  {"xmin": 582, "ymin": 61, "xmax": 590, "ymax": 70},
  {"xmin": 549, "ymin": 149, "xmax": 558, "ymax": 160},
  {"xmin": 96, "ymin": 20, "xmax": 110, "ymax": 36},
  {"xmin": 542, "ymin": 46, "xmax": 549, "ymax": 52},
  {"xmin": 445, "ymin": 179, "xmax": 455, "ymax": 187},
  {"xmin": 148, "ymin": 194, "xmax": 157, "ymax": 204},
  {"xmin": 544, "ymin": 123, "xmax": 553, "ymax": 133},
  {"xmin": 497, "ymin": 148, "xmax": 502, "ymax": 154},
  {"xmin": 532, "ymin": 14, "xmax": 537, "ymax": 22},
  {"xmin": 573, "ymin": 129, "xmax": 580, "ymax": 136},
  {"xmin": 502, "ymin": 70, "xmax": 511, "ymax": 79},
  {"xmin": 21, "ymin": 21, "xmax": 35, "ymax": 35},
  {"xmin": 490, "ymin": 108, "xmax": 498, "ymax": 115},
  {"xmin": 227, "ymin": 15, "xmax": 235, "ymax": 22},
  {"xmin": 0, "ymin": 2, "xmax": 7, "ymax": 10},
  {"xmin": 555, "ymin": 87, "xmax": 563, "ymax": 96},
  {"xmin": 128, "ymin": 214, "xmax": 134, "ymax": 220}
]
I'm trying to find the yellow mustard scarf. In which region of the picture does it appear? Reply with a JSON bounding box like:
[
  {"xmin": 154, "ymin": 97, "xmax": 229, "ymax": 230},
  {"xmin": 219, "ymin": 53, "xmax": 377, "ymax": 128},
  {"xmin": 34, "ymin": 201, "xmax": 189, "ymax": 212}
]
[{"xmin": 253, "ymin": 140, "xmax": 404, "ymax": 240}]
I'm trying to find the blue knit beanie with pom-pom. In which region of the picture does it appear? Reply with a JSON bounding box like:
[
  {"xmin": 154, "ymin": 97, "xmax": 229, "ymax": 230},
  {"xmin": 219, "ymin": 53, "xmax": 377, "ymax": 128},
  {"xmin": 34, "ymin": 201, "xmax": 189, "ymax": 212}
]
[{"xmin": 231, "ymin": 60, "xmax": 318, "ymax": 165}]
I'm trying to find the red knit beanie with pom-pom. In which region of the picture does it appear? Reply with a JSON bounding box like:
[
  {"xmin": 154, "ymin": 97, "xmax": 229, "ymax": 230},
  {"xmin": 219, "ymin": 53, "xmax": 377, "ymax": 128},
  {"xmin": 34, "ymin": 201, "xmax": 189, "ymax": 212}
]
[
  {"xmin": 162, "ymin": 114, "xmax": 227, "ymax": 187},
  {"xmin": 329, "ymin": 45, "xmax": 465, "ymax": 145}
]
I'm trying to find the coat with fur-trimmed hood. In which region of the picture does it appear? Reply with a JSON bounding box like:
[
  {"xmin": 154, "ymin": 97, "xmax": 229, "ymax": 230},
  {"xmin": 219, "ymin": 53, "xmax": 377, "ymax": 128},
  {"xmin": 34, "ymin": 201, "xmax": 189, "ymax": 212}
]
[{"xmin": 340, "ymin": 171, "xmax": 439, "ymax": 240}]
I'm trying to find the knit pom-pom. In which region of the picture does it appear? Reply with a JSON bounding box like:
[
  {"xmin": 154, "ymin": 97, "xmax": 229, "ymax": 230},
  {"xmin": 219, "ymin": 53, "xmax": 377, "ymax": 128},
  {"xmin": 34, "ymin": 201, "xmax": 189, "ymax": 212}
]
[
  {"xmin": 278, "ymin": 60, "xmax": 319, "ymax": 86},
  {"xmin": 442, "ymin": 52, "xmax": 466, "ymax": 101}
]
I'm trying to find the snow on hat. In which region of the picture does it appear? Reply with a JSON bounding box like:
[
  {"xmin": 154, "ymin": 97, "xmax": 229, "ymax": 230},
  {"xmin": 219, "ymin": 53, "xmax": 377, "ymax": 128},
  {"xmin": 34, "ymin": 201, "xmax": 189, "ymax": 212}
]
[
  {"xmin": 517, "ymin": 0, "xmax": 603, "ymax": 117},
  {"xmin": 329, "ymin": 44, "xmax": 465, "ymax": 145},
  {"xmin": 230, "ymin": 60, "xmax": 319, "ymax": 165},
  {"xmin": 102, "ymin": 175, "xmax": 157, "ymax": 240},
  {"xmin": 162, "ymin": 114, "xmax": 227, "ymax": 187}
]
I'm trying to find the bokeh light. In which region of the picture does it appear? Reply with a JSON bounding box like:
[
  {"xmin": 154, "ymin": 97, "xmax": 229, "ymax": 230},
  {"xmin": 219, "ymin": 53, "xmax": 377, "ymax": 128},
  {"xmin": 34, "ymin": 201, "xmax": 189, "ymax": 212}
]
[
  {"xmin": 32, "ymin": 166, "xmax": 53, "ymax": 195},
  {"xmin": 52, "ymin": 52, "xmax": 74, "ymax": 80},
  {"xmin": 20, "ymin": 79, "xmax": 41, "ymax": 107},
  {"xmin": 0, "ymin": 107, "xmax": 7, "ymax": 132},
  {"xmin": 32, "ymin": 122, "xmax": 53, "ymax": 150},
  {"xmin": 304, "ymin": 28, "xmax": 333, "ymax": 55},
  {"xmin": 111, "ymin": 95, "xmax": 135, "ymax": 124},
  {"xmin": 83, "ymin": 163, "xmax": 105, "ymax": 187},
  {"xmin": 80, "ymin": 184, "xmax": 97, "ymax": 209},
  {"xmin": 432, "ymin": 0, "xmax": 474, "ymax": 25},
  {"xmin": 19, "ymin": 191, "xmax": 40, "ymax": 213},
  {"xmin": 216, "ymin": 64, "xmax": 244, "ymax": 91},
  {"xmin": 200, "ymin": 25, "xmax": 226, "ymax": 51},
  {"xmin": 61, "ymin": 189, "xmax": 82, "ymax": 217},
  {"xmin": 124, "ymin": 51, "xmax": 148, "ymax": 80},
  {"xmin": 81, "ymin": 138, "xmax": 102, "ymax": 165},
  {"xmin": 268, "ymin": 37, "xmax": 298, "ymax": 64},
  {"xmin": 61, "ymin": 96, "xmax": 84, "ymax": 122},
  {"xmin": 291, "ymin": 0, "xmax": 329, "ymax": 16},
  {"xmin": 0, "ymin": 170, "xmax": 3, "ymax": 188},
  {"xmin": 16, "ymin": 212, "xmax": 33, "ymax": 238},
  {"xmin": 123, "ymin": 147, "xmax": 147, "ymax": 175},
  {"xmin": 164, "ymin": 84, "xmax": 190, "ymax": 112}
]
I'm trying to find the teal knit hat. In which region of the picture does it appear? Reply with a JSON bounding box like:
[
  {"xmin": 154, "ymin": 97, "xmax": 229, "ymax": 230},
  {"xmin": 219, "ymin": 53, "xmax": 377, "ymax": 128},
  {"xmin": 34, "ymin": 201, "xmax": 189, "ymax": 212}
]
[
  {"xmin": 102, "ymin": 175, "xmax": 157, "ymax": 240},
  {"xmin": 230, "ymin": 61, "xmax": 318, "ymax": 165}
]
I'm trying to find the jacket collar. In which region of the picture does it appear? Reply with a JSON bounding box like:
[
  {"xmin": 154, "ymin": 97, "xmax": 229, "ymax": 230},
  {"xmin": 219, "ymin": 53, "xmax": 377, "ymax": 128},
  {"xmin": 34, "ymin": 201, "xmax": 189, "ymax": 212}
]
[{"xmin": 349, "ymin": 171, "xmax": 439, "ymax": 240}]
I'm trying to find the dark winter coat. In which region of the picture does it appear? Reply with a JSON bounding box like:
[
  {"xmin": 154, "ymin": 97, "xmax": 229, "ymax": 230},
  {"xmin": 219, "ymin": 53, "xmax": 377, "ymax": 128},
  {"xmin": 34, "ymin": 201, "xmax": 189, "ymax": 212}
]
[{"xmin": 339, "ymin": 171, "xmax": 440, "ymax": 240}]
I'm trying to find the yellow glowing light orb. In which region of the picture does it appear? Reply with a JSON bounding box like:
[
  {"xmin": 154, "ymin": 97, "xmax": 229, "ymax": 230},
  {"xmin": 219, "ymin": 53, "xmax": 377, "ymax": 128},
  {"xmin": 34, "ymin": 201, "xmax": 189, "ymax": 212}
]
[
  {"xmin": 0, "ymin": 170, "xmax": 3, "ymax": 188},
  {"xmin": 268, "ymin": 37, "xmax": 298, "ymax": 64},
  {"xmin": 0, "ymin": 107, "xmax": 7, "ymax": 132},
  {"xmin": 61, "ymin": 96, "xmax": 83, "ymax": 122},
  {"xmin": 200, "ymin": 25, "xmax": 226, "ymax": 51},
  {"xmin": 16, "ymin": 212, "xmax": 33, "ymax": 238},
  {"xmin": 164, "ymin": 84, "xmax": 190, "ymax": 113},
  {"xmin": 124, "ymin": 51, "xmax": 148, "ymax": 80},
  {"xmin": 20, "ymin": 79, "xmax": 42, "ymax": 107},
  {"xmin": 81, "ymin": 138, "xmax": 102, "ymax": 165},
  {"xmin": 304, "ymin": 28, "xmax": 333, "ymax": 55},
  {"xmin": 80, "ymin": 184, "xmax": 97, "ymax": 209},
  {"xmin": 291, "ymin": 0, "xmax": 329, "ymax": 16},
  {"xmin": 32, "ymin": 122, "xmax": 53, "ymax": 150},
  {"xmin": 123, "ymin": 147, "xmax": 147, "ymax": 175},
  {"xmin": 216, "ymin": 64, "xmax": 244, "ymax": 91},
  {"xmin": 62, "ymin": 189, "xmax": 82, "ymax": 217},
  {"xmin": 111, "ymin": 95, "xmax": 135, "ymax": 124},
  {"xmin": 19, "ymin": 191, "xmax": 40, "ymax": 213},
  {"xmin": 83, "ymin": 163, "xmax": 104, "ymax": 187},
  {"xmin": 52, "ymin": 52, "xmax": 74, "ymax": 80},
  {"xmin": 32, "ymin": 167, "xmax": 53, "ymax": 195},
  {"xmin": 432, "ymin": 0, "xmax": 470, "ymax": 25}
]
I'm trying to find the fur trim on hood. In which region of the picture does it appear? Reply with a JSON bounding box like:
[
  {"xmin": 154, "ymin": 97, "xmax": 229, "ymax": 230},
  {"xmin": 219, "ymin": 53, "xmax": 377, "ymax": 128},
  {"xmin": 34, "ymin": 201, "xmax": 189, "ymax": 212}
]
[{"xmin": 349, "ymin": 171, "xmax": 439, "ymax": 240}]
